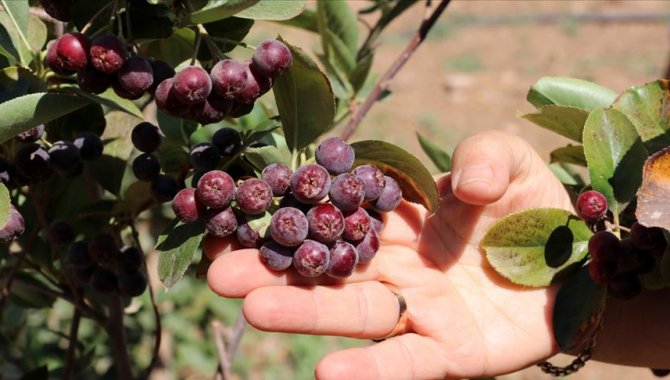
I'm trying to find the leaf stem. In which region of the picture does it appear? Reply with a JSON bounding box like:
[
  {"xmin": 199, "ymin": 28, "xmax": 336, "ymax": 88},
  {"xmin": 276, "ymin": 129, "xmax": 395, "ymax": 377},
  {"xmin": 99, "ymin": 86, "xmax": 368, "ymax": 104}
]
[{"xmin": 340, "ymin": 0, "xmax": 452, "ymax": 142}]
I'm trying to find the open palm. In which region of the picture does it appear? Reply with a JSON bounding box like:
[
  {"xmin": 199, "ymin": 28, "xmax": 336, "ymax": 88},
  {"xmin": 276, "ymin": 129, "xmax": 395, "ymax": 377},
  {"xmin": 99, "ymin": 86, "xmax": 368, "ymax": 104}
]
[{"xmin": 206, "ymin": 131, "xmax": 574, "ymax": 379}]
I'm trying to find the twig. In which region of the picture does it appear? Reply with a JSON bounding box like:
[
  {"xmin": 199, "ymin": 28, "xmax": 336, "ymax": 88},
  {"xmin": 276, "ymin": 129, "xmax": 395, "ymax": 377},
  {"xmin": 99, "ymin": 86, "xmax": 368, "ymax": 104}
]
[
  {"xmin": 212, "ymin": 320, "xmax": 231, "ymax": 379},
  {"xmin": 106, "ymin": 295, "xmax": 135, "ymax": 379},
  {"xmin": 340, "ymin": 0, "xmax": 451, "ymax": 141},
  {"xmin": 79, "ymin": 1, "xmax": 115, "ymax": 35},
  {"xmin": 64, "ymin": 308, "xmax": 81, "ymax": 380},
  {"xmin": 226, "ymin": 309, "xmax": 247, "ymax": 365},
  {"xmin": 124, "ymin": 0, "xmax": 133, "ymax": 43}
]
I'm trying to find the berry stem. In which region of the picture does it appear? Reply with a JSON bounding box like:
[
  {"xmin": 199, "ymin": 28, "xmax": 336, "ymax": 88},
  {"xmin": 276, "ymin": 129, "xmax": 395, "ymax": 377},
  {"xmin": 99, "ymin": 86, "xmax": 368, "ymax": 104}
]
[
  {"xmin": 208, "ymin": 36, "xmax": 256, "ymax": 50},
  {"xmin": 106, "ymin": 294, "xmax": 135, "ymax": 380},
  {"xmin": 79, "ymin": 1, "xmax": 115, "ymax": 35},
  {"xmin": 191, "ymin": 27, "xmax": 203, "ymax": 66},
  {"xmin": 340, "ymin": 0, "xmax": 452, "ymax": 142},
  {"xmin": 63, "ymin": 308, "xmax": 81, "ymax": 380},
  {"xmin": 124, "ymin": 0, "xmax": 134, "ymax": 43}
]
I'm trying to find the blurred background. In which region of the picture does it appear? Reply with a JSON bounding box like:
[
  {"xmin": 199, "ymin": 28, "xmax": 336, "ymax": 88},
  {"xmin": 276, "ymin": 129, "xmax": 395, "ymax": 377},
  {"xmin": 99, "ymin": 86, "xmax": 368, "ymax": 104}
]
[{"xmin": 144, "ymin": 1, "xmax": 670, "ymax": 379}]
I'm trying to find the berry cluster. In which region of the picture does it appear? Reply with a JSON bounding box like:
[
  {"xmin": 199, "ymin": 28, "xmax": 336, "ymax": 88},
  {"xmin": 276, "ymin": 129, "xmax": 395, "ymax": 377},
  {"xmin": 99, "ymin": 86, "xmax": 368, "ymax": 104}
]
[
  {"xmin": 45, "ymin": 32, "xmax": 175, "ymax": 100},
  {"xmin": 577, "ymin": 190, "xmax": 667, "ymax": 299},
  {"xmin": 65, "ymin": 231, "xmax": 147, "ymax": 297},
  {"xmin": 172, "ymin": 137, "xmax": 402, "ymax": 278},
  {"xmin": 155, "ymin": 40, "xmax": 292, "ymax": 124}
]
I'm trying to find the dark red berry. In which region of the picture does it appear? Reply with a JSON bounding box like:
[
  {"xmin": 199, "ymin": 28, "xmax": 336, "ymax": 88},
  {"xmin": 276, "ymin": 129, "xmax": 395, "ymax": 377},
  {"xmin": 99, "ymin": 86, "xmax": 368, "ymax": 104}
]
[
  {"xmin": 172, "ymin": 66, "xmax": 212, "ymax": 105},
  {"xmin": 48, "ymin": 219, "xmax": 75, "ymax": 245},
  {"xmin": 90, "ymin": 35, "xmax": 128, "ymax": 74},
  {"xmin": 343, "ymin": 207, "xmax": 371, "ymax": 241},
  {"xmin": 329, "ymin": 173, "xmax": 365, "ymax": 212},
  {"xmin": 205, "ymin": 207, "xmax": 238, "ymax": 237},
  {"xmin": 196, "ymin": 170, "xmax": 236, "ymax": 209},
  {"xmin": 576, "ymin": 190, "xmax": 608, "ymax": 223},
  {"xmin": 588, "ymin": 231, "xmax": 621, "ymax": 262},
  {"xmin": 88, "ymin": 233, "xmax": 119, "ymax": 266},
  {"xmin": 117, "ymin": 56, "xmax": 153, "ymax": 97},
  {"xmin": 368, "ymin": 209, "xmax": 384, "ymax": 234},
  {"xmin": 588, "ymin": 257, "xmax": 618, "ymax": 285},
  {"xmin": 352, "ymin": 164, "xmax": 385, "ymax": 201},
  {"xmin": 236, "ymin": 178, "xmax": 273, "ymax": 215},
  {"xmin": 67, "ymin": 240, "xmax": 93, "ymax": 269},
  {"xmin": 56, "ymin": 33, "xmax": 90, "ymax": 71},
  {"xmin": 290, "ymin": 164, "xmax": 331, "ymax": 204},
  {"xmin": 618, "ymin": 239, "xmax": 655, "ymax": 275},
  {"xmin": 315, "ymin": 137, "xmax": 354, "ymax": 175},
  {"xmin": 608, "ymin": 273, "xmax": 641, "ymax": 300},
  {"xmin": 293, "ymin": 239, "xmax": 329, "ymax": 277},
  {"xmin": 270, "ymin": 207, "xmax": 308, "ymax": 247},
  {"xmin": 77, "ymin": 65, "xmax": 112, "ymax": 94},
  {"xmin": 45, "ymin": 39, "xmax": 75, "ymax": 76},
  {"xmin": 259, "ymin": 240, "xmax": 294, "ymax": 271},
  {"xmin": 326, "ymin": 241, "xmax": 358, "ymax": 278},
  {"xmin": 16, "ymin": 125, "xmax": 45, "ymax": 144},
  {"xmin": 211, "ymin": 59, "xmax": 248, "ymax": 100},
  {"xmin": 630, "ymin": 222, "xmax": 665, "ymax": 251},
  {"xmin": 154, "ymin": 78, "xmax": 189, "ymax": 117},
  {"xmin": 262, "ymin": 163, "xmax": 292, "ymax": 196},
  {"xmin": 252, "ymin": 40, "xmax": 292, "ymax": 78},
  {"xmin": 111, "ymin": 77, "xmax": 144, "ymax": 100},
  {"xmin": 90, "ymin": 267, "xmax": 117, "ymax": 294},
  {"xmin": 236, "ymin": 216, "xmax": 268, "ymax": 248},
  {"xmin": 355, "ymin": 229, "xmax": 380, "ymax": 263},
  {"xmin": 192, "ymin": 92, "xmax": 232, "ymax": 125},
  {"xmin": 373, "ymin": 176, "xmax": 402, "ymax": 212},
  {"xmin": 172, "ymin": 188, "xmax": 206, "ymax": 223},
  {"xmin": 71, "ymin": 265, "xmax": 96, "ymax": 284},
  {"xmin": 306, "ymin": 203, "xmax": 344, "ymax": 244},
  {"xmin": 0, "ymin": 206, "xmax": 25, "ymax": 243}
]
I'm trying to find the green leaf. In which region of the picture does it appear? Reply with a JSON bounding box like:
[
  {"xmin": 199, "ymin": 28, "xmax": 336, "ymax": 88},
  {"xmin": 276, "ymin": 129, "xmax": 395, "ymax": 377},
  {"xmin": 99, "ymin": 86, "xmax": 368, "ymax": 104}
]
[
  {"xmin": 549, "ymin": 145, "xmax": 586, "ymax": 166},
  {"xmin": 0, "ymin": 92, "xmax": 89, "ymax": 143},
  {"xmin": 0, "ymin": 21, "xmax": 19, "ymax": 64},
  {"xmin": 416, "ymin": 132, "xmax": 452, "ymax": 172},
  {"xmin": 583, "ymin": 108, "xmax": 647, "ymax": 216},
  {"xmin": 544, "ymin": 225, "xmax": 573, "ymax": 268},
  {"xmin": 203, "ymin": 17, "xmax": 254, "ymax": 54},
  {"xmin": 316, "ymin": 0, "xmax": 358, "ymax": 77},
  {"xmin": 143, "ymin": 28, "xmax": 196, "ymax": 68},
  {"xmin": 86, "ymin": 155, "xmax": 127, "ymax": 196},
  {"xmin": 612, "ymin": 80, "xmax": 670, "ymax": 155},
  {"xmin": 0, "ymin": 0, "xmax": 30, "ymax": 64},
  {"xmin": 0, "ymin": 183, "xmax": 10, "ymax": 229},
  {"xmin": 0, "ymin": 66, "xmax": 45, "ymax": 103},
  {"xmin": 188, "ymin": 0, "xmax": 259, "ymax": 25},
  {"xmin": 244, "ymin": 145, "xmax": 291, "ymax": 169},
  {"xmin": 352, "ymin": 140, "xmax": 439, "ymax": 213},
  {"xmin": 527, "ymin": 77, "xmax": 617, "ymax": 111},
  {"xmin": 273, "ymin": 37, "xmax": 335, "ymax": 153},
  {"xmin": 156, "ymin": 220, "xmax": 206, "ymax": 289},
  {"xmin": 19, "ymin": 364, "xmax": 49, "ymax": 380},
  {"xmin": 46, "ymin": 102, "xmax": 106, "ymax": 141},
  {"xmin": 236, "ymin": 0, "xmax": 305, "ymax": 20},
  {"xmin": 26, "ymin": 14, "xmax": 47, "ymax": 53},
  {"xmin": 553, "ymin": 267, "xmax": 606, "ymax": 353},
  {"xmin": 158, "ymin": 110, "xmax": 198, "ymax": 143},
  {"xmin": 481, "ymin": 208, "xmax": 592, "ymax": 287},
  {"xmin": 279, "ymin": 8, "xmax": 317, "ymax": 32},
  {"xmin": 157, "ymin": 139, "xmax": 189, "ymax": 174},
  {"xmin": 548, "ymin": 162, "xmax": 585, "ymax": 187},
  {"xmin": 521, "ymin": 105, "xmax": 589, "ymax": 142},
  {"xmin": 64, "ymin": 87, "xmax": 144, "ymax": 119}
]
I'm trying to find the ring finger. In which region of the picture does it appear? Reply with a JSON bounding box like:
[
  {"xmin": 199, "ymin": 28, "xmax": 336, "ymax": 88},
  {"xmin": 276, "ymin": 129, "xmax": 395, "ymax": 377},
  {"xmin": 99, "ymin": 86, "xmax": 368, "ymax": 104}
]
[{"xmin": 242, "ymin": 281, "xmax": 409, "ymax": 339}]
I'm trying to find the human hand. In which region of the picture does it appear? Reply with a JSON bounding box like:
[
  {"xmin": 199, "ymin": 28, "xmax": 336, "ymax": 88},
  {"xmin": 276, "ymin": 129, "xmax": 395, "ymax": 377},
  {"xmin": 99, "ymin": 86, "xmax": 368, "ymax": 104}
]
[{"xmin": 206, "ymin": 130, "xmax": 574, "ymax": 379}]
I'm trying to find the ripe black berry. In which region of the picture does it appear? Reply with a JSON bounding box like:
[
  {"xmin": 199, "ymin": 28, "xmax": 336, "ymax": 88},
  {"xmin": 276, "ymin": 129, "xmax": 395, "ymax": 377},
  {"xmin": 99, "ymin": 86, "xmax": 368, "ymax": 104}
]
[
  {"xmin": 66, "ymin": 240, "xmax": 93, "ymax": 268},
  {"xmin": 172, "ymin": 188, "xmax": 206, "ymax": 223},
  {"xmin": 259, "ymin": 240, "xmax": 294, "ymax": 271},
  {"xmin": 117, "ymin": 270, "xmax": 147, "ymax": 297},
  {"xmin": 151, "ymin": 174, "xmax": 180, "ymax": 203},
  {"xmin": 306, "ymin": 203, "xmax": 344, "ymax": 244},
  {"xmin": 172, "ymin": 66, "xmax": 212, "ymax": 105},
  {"xmin": 132, "ymin": 153, "xmax": 161, "ymax": 182},
  {"xmin": 77, "ymin": 65, "xmax": 112, "ymax": 94},
  {"xmin": 74, "ymin": 132, "xmax": 104, "ymax": 161},
  {"xmin": 576, "ymin": 190, "xmax": 608, "ymax": 223},
  {"xmin": 90, "ymin": 267, "xmax": 117, "ymax": 294},
  {"xmin": 315, "ymin": 137, "xmax": 354, "ymax": 175},
  {"xmin": 270, "ymin": 207, "xmax": 308, "ymax": 247},
  {"xmin": 290, "ymin": 164, "xmax": 331, "ymax": 204},
  {"xmin": 252, "ymin": 40, "xmax": 292, "ymax": 78},
  {"xmin": 117, "ymin": 245, "xmax": 143, "ymax": 272},
  {"xmin": 48, "ymin": 141, "xmax": 82, "ymax": 177},
  {"xmin": 293, "ymin": 239, "xmax": 329, "ymax": 277},
  {"xmin": 131, "ymin": 122, "xmax": 162, "ymax": 153},
  {"xmin": 327, "ymin": 241, "xmax": 358, "ymax": 278},
  {"xmin": 88, "ymin": 233, "xmax": 119, "ymax": 266},
  {"xmin": 236, "ymin": 178, "xmax": 273, "ymax": 215},
  {"xmin": 15, "ymin": 144, "xmax": 51, "ymax": 180},
  {"xmin": 90, "ymin": 35, "xmax": 128, "ymax": 74},
  {"xmin": 48, "ymin": 219, "xmax": 75, "ymax": 245},
  {"xmin": 212, "ymin": 127, "xmax": 243, "ymax": 156},
  {"xmin": 196, "ymin": 170, "xmax": 236, "ymax": 209},
  {"xmin": 190, "ymin": 143, "xmax": 221, "ymax": 171}
]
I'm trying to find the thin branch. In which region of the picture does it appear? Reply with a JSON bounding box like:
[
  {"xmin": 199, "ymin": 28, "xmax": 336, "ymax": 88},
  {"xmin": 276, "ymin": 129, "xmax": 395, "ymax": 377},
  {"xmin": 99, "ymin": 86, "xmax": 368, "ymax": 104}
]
[
  {"xmin": 64, "ymin": 308, "xmax": 81, "ymax": 380},
  {"xmin": 79, "ymin": 1, "xmax": 115, "ymax": 35},
  {"xmin": 106, "ymin": 295, "xmax": 135, "ymax": 380},
  {"xmin": 340, "ymin": 0, "xmax": 451, "ymax": 142},
  {"xmin": 226, "ymin": 309, "xmax": 247, "ymax": 365},
  {"xmin": 212, "ymin": 320, "xmax": 231, "ymax": 380}
]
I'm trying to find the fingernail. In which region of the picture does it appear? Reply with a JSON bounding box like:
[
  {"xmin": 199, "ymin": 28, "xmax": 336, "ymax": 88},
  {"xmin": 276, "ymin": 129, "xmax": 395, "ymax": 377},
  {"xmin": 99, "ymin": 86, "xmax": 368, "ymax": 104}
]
[{"xmin": 454, "ymin": 164, "xmax": 494, "ymax": 188}]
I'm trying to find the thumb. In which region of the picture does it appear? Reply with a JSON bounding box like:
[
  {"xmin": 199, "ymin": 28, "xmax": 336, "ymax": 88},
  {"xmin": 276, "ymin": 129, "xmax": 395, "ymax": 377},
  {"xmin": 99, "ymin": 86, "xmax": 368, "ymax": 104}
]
[{"xmin": 449, "ymin": 130, "xmax": 542, "ymax": 205}]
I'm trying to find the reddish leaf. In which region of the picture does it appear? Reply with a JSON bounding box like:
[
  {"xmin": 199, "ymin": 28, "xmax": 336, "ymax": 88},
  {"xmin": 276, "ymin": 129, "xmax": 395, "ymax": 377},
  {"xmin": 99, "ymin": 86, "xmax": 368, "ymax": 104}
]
[{"xmin": 636, "ymin": 147, "xmax": 670, "ymax": 230}]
